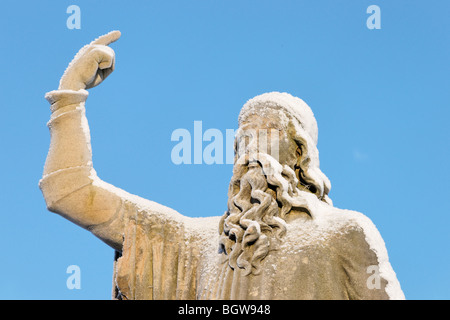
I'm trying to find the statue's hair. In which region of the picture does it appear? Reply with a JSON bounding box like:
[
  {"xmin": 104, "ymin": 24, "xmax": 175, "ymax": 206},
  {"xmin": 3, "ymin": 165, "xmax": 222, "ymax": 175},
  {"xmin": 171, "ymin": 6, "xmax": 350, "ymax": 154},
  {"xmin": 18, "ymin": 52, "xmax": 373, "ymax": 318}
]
[{"xmin": 290, "ymin": 119, "xmax": 332, "ymax": 205}]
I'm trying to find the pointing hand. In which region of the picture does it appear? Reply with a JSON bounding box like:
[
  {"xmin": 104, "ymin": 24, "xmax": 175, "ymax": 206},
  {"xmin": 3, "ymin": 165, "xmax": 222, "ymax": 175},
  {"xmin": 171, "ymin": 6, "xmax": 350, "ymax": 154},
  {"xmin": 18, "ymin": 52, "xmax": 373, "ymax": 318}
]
[{"xmin": 59, "ymin": 30, "xmax": 121, "ymax": 91}]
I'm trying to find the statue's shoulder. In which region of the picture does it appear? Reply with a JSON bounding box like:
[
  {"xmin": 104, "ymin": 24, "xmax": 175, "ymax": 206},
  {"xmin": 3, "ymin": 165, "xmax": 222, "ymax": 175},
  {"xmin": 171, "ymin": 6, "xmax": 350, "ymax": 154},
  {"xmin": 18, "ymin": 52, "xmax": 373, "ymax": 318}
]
[
  {"xmin": 315, "ymin": 205, "xmax": 405, "ymax": 300},
  {"xmin": 282, "ymin": 202, "xmax": 383, "ymax": 251},
  {"xmin": 323, "ymin": 205, "xmax": 385, "ymax": 248}
]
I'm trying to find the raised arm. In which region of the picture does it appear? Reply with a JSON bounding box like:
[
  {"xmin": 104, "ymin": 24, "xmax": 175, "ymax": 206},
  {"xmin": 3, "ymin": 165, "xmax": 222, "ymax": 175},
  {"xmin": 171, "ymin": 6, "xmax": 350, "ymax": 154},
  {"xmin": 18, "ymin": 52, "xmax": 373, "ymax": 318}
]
[{"xmin": 40, "ymin": 31, "xmax": 125, "ymax": 249}]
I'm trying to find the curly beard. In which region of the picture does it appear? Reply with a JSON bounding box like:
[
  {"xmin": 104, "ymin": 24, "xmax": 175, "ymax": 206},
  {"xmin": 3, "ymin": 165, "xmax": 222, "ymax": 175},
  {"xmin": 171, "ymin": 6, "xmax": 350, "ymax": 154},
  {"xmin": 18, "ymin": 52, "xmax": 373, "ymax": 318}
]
[{"xmin": 218, "ymin": 152, "xmax": 303, "ymax": 276}]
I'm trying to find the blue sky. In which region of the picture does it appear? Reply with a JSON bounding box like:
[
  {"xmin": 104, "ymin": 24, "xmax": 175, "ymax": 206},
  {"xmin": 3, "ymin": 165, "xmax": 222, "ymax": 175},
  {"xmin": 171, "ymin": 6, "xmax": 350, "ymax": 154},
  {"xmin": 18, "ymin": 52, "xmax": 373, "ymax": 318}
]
[{"xmin": 0, "ymin": 1, "xmax": 449, "ymax": 299}]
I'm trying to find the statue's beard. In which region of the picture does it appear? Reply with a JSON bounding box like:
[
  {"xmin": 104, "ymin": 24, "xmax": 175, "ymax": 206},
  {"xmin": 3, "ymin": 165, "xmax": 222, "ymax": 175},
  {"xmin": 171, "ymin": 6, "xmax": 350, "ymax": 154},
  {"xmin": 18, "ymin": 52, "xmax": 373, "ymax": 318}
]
[{"xmin": 218, "ymin": 152, "xmax": 305, "ymax": 276}]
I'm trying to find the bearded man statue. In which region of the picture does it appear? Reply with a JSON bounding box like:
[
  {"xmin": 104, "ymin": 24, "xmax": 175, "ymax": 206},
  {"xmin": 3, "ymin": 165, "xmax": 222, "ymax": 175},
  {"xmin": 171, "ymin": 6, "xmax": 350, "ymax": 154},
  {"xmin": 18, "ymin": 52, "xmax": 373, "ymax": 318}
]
[{"xmin": 40, "ymin": 31, "xmax": 404, "ymax": 300}]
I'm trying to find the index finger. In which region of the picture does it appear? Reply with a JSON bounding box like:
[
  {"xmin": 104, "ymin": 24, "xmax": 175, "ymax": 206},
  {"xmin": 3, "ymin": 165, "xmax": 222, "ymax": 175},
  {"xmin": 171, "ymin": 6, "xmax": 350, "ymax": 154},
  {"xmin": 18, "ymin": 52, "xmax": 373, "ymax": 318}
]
[{"xmin": 90, "ymin": 30, "xmax": 121, "ymax": 46}]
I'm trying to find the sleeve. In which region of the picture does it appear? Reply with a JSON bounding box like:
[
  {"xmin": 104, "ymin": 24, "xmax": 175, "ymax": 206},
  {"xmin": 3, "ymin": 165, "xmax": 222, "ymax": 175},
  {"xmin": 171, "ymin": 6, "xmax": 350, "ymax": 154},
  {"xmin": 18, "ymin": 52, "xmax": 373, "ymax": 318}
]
[
  {"xmin": 40, "ymin": 90, "xmax": 186, "ymax": 252},
  {"xmin": 332, "ymin": 221, "xmax": 404, "ymax": 300}
]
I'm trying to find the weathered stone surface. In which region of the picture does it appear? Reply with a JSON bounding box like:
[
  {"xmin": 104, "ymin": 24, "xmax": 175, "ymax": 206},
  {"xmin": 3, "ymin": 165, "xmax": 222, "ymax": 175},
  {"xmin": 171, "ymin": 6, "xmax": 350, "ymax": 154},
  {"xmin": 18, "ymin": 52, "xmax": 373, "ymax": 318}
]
[{"xmin": 40, "ymin": 31, "xmax": 404, "ymax": 300}]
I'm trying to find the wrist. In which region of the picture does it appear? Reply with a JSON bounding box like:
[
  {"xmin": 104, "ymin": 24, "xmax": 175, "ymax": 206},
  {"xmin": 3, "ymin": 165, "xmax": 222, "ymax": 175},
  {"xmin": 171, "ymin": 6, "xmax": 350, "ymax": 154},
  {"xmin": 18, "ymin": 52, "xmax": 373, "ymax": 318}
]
[
  {"xmin": 45, "ymin": 89, "xmax": 89, "ymax": 113},
  {"xmin": 59, "ymin": 77, "xmax": 86, "ymax": 91}
]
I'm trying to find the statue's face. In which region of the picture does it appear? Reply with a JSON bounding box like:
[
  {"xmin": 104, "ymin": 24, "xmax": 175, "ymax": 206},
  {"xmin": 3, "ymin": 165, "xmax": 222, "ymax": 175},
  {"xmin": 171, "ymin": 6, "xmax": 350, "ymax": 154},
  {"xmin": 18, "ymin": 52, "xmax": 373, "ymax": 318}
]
[{"xmin": 236, "ymin": 108, "xmax": 299, "ymax": 169}]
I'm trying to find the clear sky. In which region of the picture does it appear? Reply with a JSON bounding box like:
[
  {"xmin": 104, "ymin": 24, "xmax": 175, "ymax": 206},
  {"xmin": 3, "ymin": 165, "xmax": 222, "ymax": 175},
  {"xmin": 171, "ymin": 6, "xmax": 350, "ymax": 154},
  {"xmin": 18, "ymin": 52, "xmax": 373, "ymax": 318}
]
[{"xmin": 1, "ymin": 0, "xmax": 449, "ymax": 299}]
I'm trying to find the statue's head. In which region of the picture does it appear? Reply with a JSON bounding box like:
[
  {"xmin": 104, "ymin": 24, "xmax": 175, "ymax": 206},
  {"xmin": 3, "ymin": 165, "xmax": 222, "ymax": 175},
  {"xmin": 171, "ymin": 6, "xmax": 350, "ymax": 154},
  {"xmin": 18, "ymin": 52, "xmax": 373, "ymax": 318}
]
[{"xmin": 218, "ymin": 92, "xmax": 332, "ymax": 275}]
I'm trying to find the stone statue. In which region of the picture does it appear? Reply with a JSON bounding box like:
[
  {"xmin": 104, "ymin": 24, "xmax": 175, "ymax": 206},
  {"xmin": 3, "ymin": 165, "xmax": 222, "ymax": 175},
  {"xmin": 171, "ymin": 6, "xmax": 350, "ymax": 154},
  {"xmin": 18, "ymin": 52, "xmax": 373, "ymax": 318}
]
[{"xmin": 40, "ymin": 31, "xmax": 405, "ymax": 300}]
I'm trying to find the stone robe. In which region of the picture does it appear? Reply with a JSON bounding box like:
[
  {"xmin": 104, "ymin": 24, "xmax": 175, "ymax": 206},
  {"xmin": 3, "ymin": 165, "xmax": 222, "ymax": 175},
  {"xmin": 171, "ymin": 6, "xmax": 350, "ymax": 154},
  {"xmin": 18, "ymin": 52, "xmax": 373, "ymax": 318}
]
[{"xmin": 95, "ymin": 194, "xmax": 402, "ymax": 300}]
